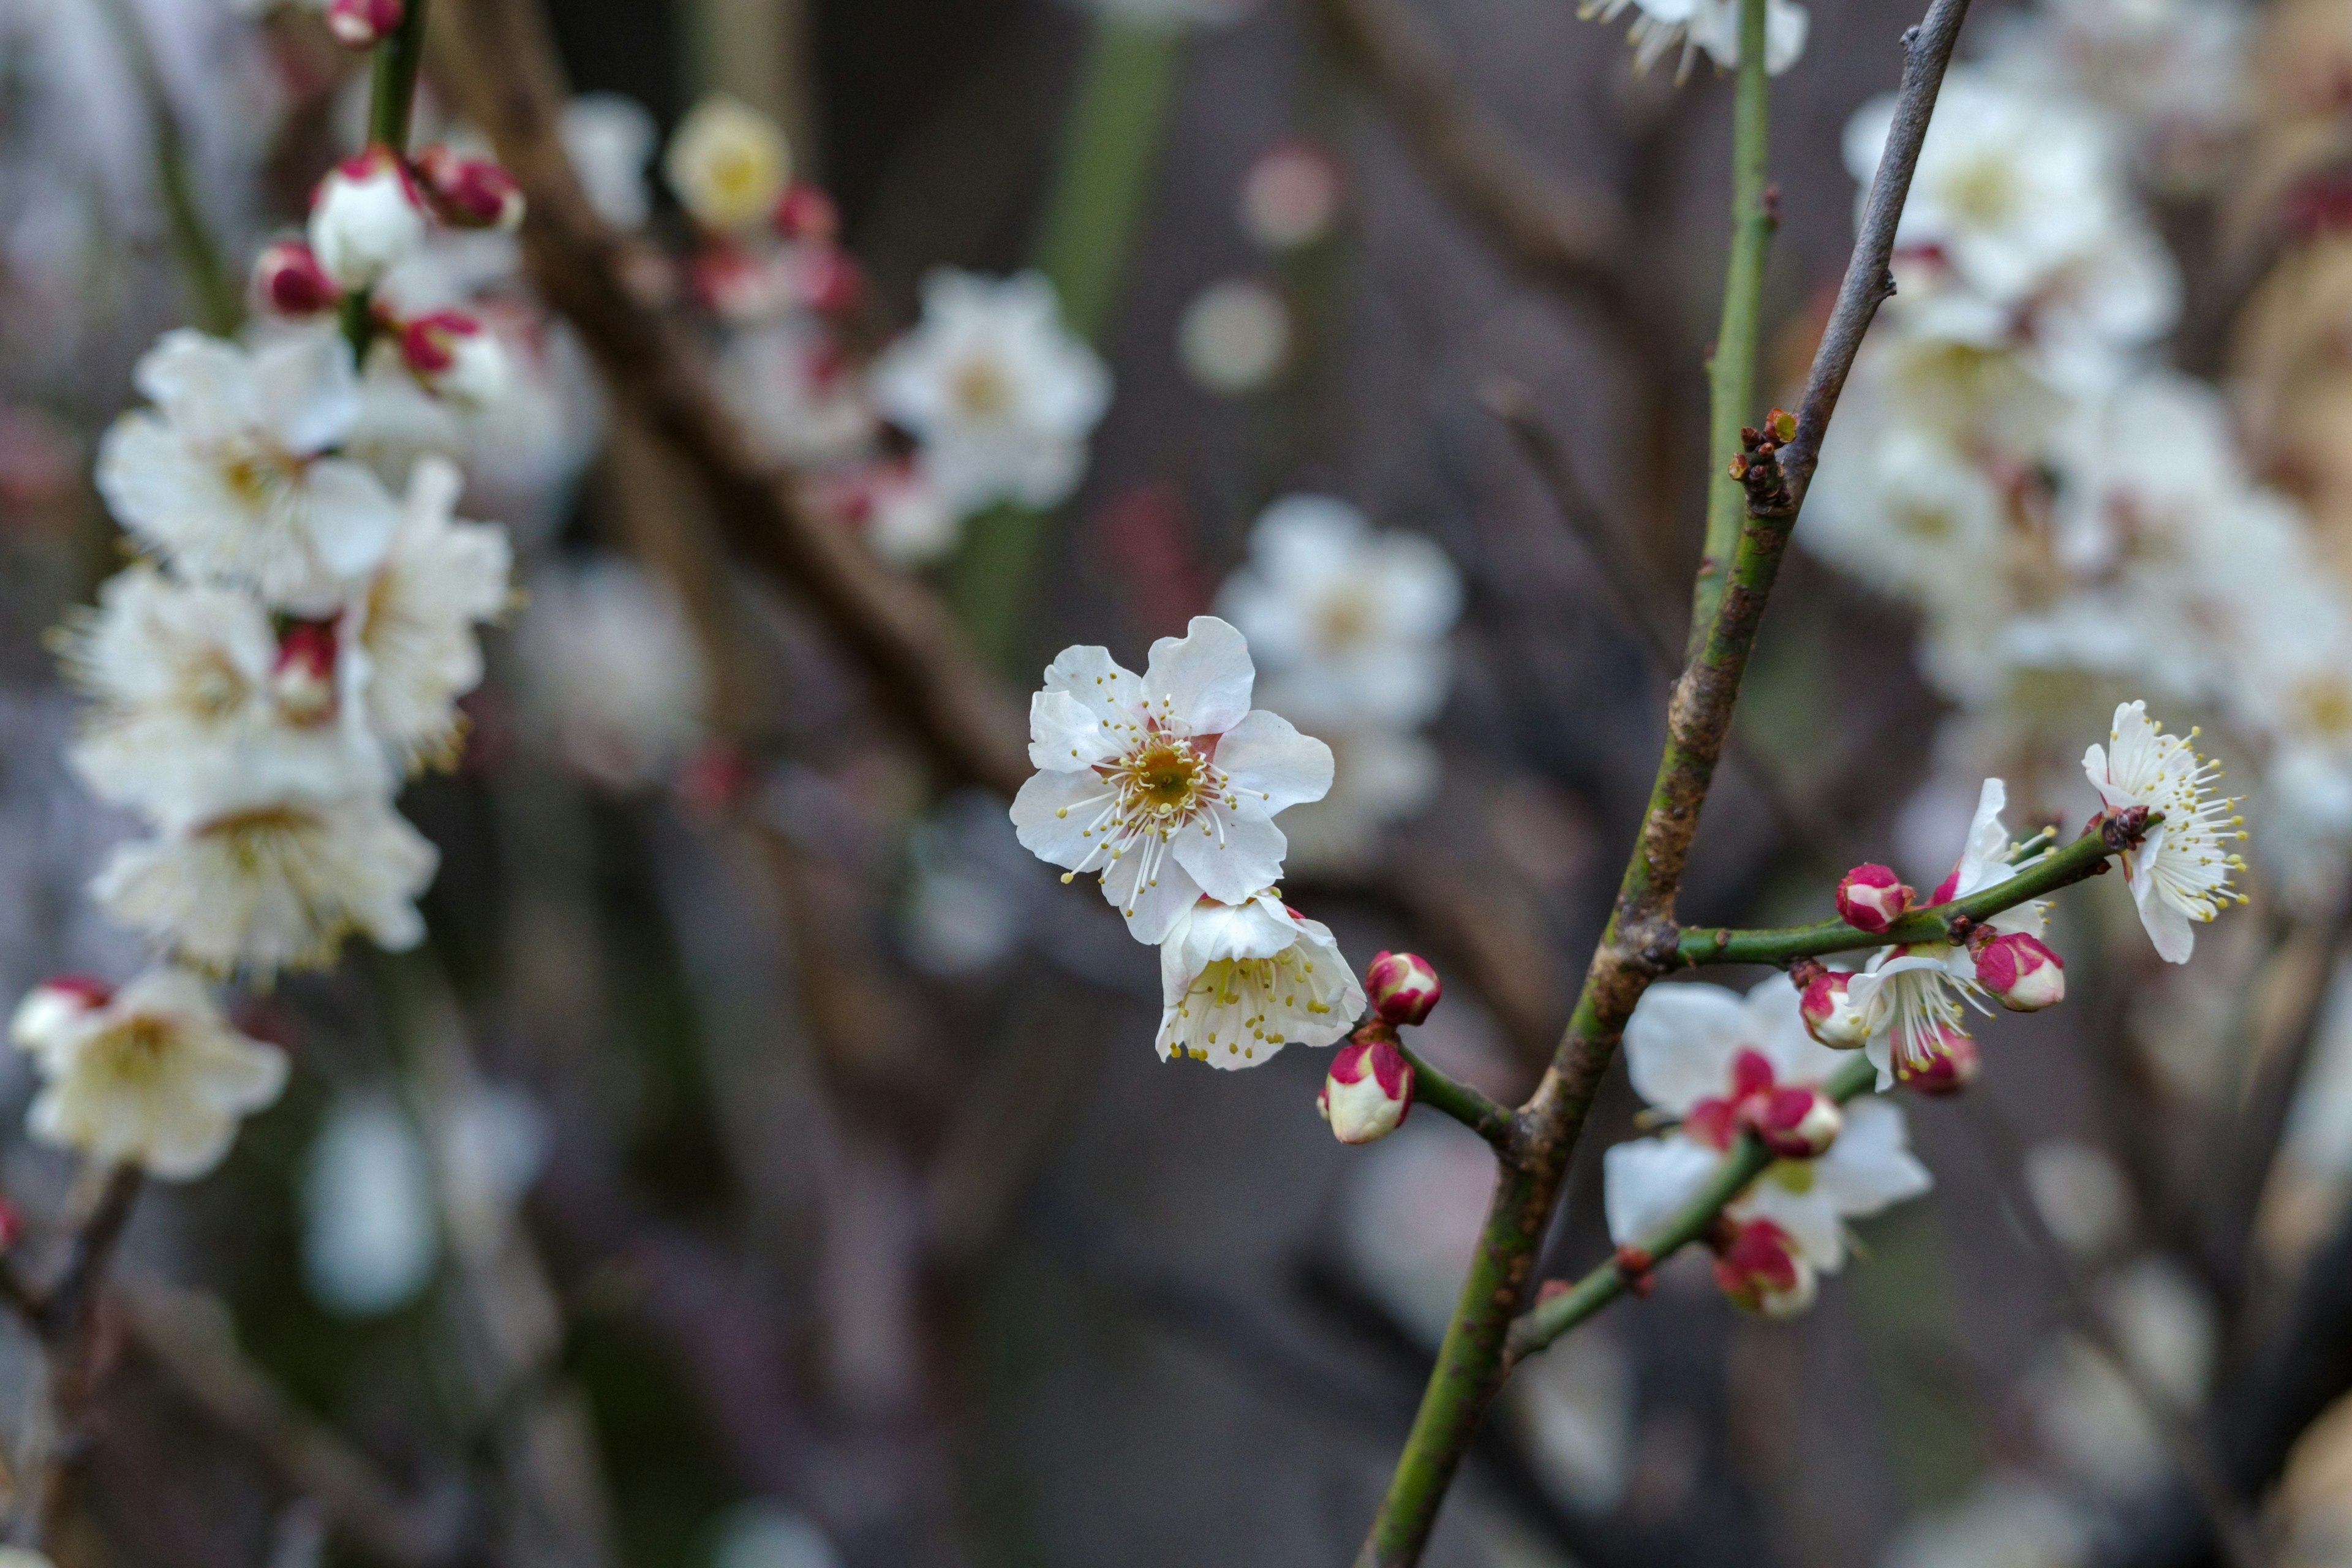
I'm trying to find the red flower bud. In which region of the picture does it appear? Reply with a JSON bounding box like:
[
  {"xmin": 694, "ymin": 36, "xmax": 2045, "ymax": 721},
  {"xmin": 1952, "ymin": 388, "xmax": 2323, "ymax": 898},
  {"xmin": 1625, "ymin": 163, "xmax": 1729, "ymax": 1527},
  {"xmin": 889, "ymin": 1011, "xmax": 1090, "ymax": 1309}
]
[
  {"xmin": 1742, "ymin": 1084, "xmax": 1844, "ymax": 1159},
  {"xmin": 1798, "ymin": 970, "xmax": 1870, "ymax": 1049},
  {"xmin": 774, "ymin": 181, "xmax": 839, "ymax": 241},
  {"xmin": 1895, "ymin": 1027, "xmax": 1980, "ymax": 1096},
  {"xmin": 1971, "ymin": 931, "xmax": 2065, "ymax": 1012},
  {"xmin": 252, "ymin": 240, "xmax": 339, "ymax": 317},
  {"xmin": 1711, "ymin": 1217, "xmax": 1816, "ymax": 1317},
  {"xmin": 413, "ymin": 145, "xmax": 526, "ymax": 232},
  {"xmin": 398, "ymin": 310, "xmax": 509, "ymax": 408},
  {"xmin": 324, "ymin": 0, "xmax": 404, "ymax": 48},
  {"xmin": 1364, "ymin": 950, "xmax": 1441, "ymax": 1027},
  {"xmin": 796, "ymin": 246, "xmax": 866, "ymax": 315},
  {"xmin": 1836, "ymin": 864, "xmax": 1914, "ymax": 933},
  {"xmin": 271, "ymin": 622, "xmax": 339, "ymax": 726},
  {"xmin": 1317, "ymin": 1032, "xmax": 1414, "ymax": 1144}
]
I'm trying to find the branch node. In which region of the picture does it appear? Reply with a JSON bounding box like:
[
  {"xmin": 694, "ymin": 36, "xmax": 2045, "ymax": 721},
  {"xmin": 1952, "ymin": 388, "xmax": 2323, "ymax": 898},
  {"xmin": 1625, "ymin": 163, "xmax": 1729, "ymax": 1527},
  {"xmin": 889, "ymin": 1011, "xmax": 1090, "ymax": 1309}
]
[{"xmin": 1611, "ymin": 1246, "xmax": 1656, "ymax": 1297}]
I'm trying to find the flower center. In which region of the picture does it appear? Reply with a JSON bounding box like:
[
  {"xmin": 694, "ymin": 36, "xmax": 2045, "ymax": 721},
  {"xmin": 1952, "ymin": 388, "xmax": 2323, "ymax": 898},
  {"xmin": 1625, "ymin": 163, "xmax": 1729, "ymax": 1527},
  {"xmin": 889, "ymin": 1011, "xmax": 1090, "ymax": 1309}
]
[
  {"xmin": 951, "ymin": 356, "xmax": 1014, "ymax": 422},
  {"xmin": 89, "ymin": 1017, "xmax": 175, "ymax": 1086},
  {"xmin": 218, "ymin": 440, "xmax": 301, "ymax": 505},
  {"xmin": 1942, "ymin": 154, "xmax": 2019, "ymax": 228},
  {"xmin": 1316, "ymin": 588, "xmax": 1376, "ymax": 653},
  {"xmin": 1128, "ymin": 740, "xmax": 1204, "ymax": 814}
]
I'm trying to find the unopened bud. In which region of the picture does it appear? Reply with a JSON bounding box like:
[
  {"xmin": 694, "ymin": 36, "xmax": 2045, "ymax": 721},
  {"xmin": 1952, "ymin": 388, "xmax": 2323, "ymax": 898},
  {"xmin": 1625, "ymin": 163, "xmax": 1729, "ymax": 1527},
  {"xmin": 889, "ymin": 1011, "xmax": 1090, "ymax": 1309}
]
[
  {"xmin": 774, "ymin": 181, "xmax": 839, "ymax": 241},
  {"xmin": 10, "ymin": 975, "xmax": 111, "ymax": 1054},
  {"xmin": 253, "ymin": 240, "xmax": 339, "ymax": 317},
  {"xmin": 1317, "ymin": 1033, "xmax": 1414, "ymax": 1145},
  {"xmin": 1364, "ymin": 950, "xmax": 1441, "ymax": 1027},
  {"xmin": 1836, "ymin": 864, "xmax": 1913, "ymax": 933},
  {"xmin": 308, "ymin": 148, "xmax": 426, "ymax": 290},
  {"xmin": 1896, "ymin": 1027, "xmax": 1980, "ymax": 1096},
  {"xmin": 413, "ymin": 145, "xmax": 525, "ymax": 232},
  {"xmin": 324, "ymin": 0, "xmax": 403, "ymax": 48},
  {"xmin": 1711, "ymin": 1218, "xmax": 1817, "ymax": 1319},
  {"xmin": 1798, "ymin": 970, "xmax": 1869, "ymax": 1049},
  {"xmin": 1972, "ymin": 931, "xmax": 2065, "ymax": 1012},
  {"xmin": 271, "ymin": 622, "xmax": 339, "ymax": 725},
  {"xmin": 1743, "ymin": 1085, "xmax": 1843, "ymax": 1159},
  {"xmin": 399, "ymin": 310, "xmax": 510, "ymax": 409}
]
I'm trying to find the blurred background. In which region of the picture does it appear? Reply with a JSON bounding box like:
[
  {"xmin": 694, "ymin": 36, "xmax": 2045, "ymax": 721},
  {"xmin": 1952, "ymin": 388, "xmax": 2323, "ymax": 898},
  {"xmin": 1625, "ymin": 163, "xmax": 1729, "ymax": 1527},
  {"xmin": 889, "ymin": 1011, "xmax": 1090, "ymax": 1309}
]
[{"xmin": 3, "ymin": 0, "xmax": 2352, "ymax": 1563}]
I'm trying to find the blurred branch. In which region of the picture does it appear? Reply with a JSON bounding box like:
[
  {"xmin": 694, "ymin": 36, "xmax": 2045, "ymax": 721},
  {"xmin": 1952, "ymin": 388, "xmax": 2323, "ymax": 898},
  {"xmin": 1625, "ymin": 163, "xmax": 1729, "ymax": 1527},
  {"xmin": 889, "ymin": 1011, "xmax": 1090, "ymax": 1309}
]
[
  {"xmin": 430, "ymin": 0, "xmax": 1030, "ymax": 799},
  {"xmin": 121, "ymin": 1284, "xmax": 467, "ymax": 1568},
  {"xmin": 23, "ymin": 1163, "xmax": 142, "ymax": 1548},
  {"xmin": 1310, "ymin": 0, "xmax": 1626, "ymax": 289}
]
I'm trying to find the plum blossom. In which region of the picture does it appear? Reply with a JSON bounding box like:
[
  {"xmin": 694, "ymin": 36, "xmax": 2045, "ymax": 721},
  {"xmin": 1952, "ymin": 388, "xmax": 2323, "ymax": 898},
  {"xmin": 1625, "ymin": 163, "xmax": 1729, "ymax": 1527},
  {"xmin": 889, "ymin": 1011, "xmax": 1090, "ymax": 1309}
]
[
  {"xmin": 561, "ymin": 94, "xmax": 659, "ymax": 230},
  {"xmin": 1155, "ymin": 890, "xmax": 1361, "ymax": 1068},
  {"xmin": 663, "ymin": 94, "xmax": 790, "ymax": 233},
  {"xmin": 10, "ymin": 968, "xmax": 288, "ymax": 1179},
  {"xmin": 2084, "ymin": 701, "xmax": 2246, "ymax": 962},
  {"xmin": 1011, "ymin": 616, "xmax": 1335, "ymax": 941},
  {"xmin": 309, "ymin": 149, "xmax": 429, "ymax": 290},
  {"xmin": 717, "ymin": 320, "xmax": 876, "ymax": 467},
  {"xmin": 1581, "ymin": 0, "xmax": 1810, "ymax": 78},
  {"xmin": 516, "ymin": 555, "xmax": 710, "ymax": 791},
  {"xmin": 96, "ymin": 330, "xmax": 398, "ymax": 612},
  {"xmin": 1177, "ymin": 278, "xmax": 1291, "ymax": 396},
  {"xmin": 870, "ymin": 270, "xmax": 1110, "ymax": 517},
  {"xmin": 1603, "ymin": 976, "xmax": 1931, "ymax": 1305}
]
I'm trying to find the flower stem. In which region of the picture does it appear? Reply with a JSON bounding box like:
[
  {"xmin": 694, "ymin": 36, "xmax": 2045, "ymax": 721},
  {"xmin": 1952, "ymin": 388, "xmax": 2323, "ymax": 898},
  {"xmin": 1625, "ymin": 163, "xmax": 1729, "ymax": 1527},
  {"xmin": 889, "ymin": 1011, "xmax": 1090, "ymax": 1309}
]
[
  {"xmin": 1687, "ymin": 0, "xmax": 1773, "ymax": 652},
  {"xmin": 341, "ymin": 0, "xmax": 434, "ymax": 362},
  {"xmin": 1504, "ymin": 1054, "xmax": 1875, "ymax": 1362},
  {"xmin": 1395, "ymin": 1041, "xmax": 1514, "ymax": 1147},
  {"xmin": 1676, "ymin": 823, "xmax": 2139, "ymax": 968}
]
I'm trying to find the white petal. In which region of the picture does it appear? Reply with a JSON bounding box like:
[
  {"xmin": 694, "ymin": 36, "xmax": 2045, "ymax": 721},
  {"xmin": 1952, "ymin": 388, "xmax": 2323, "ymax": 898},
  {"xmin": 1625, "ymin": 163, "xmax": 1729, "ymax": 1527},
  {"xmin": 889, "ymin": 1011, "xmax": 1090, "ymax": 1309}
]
[
  {"xmin": 1603, "ymin": 1136, "xmax": 1721, "ymax": 1246},
  {"xmin": 1104, "ymin": 850, "xmax": 1202, "ymax": 943},
  {"xmin": 1738, "ymin": 1180, "xmax": 1847, "ymax": 1270},
  {"xmin": 303, "ymin": 459, "xmax": 401, "ymax": 579},
  {"xmin": 1622, "ymin": 982, "xmax": 1749, "ymax": 1114},
  {"xmin": 1144, "ymin": 616, "xmax": 1255, "ymax": 736},
  {"xmin": 1951, "ymin": 777, "xmax": 2012, "ymax": 897},
  {"xmin": 254, "ymin": 330, "xmax": 362, "ymax": 455},
  {"xmin": 1214, "ymin": 710, "xmax": 1334, "ymax": 815},
  {"xmin": 1170, "ymin": 894, "xmax": 1300, "ymax": 975},
  {"xmin": 1028, "ymin": 690, "xmax": 1117, "ymax": 771},
  {"xmin": 2131, "ymin": 851, "xmax": 2198, "ymax": 963},
  {"xmin": 1170, "ymin": 807, "xmax": 1287, "ymax": 905},
  {"xmin": 1811, "ymin": 1097, "xmax": 1932, "ymax": 1215},
  {"xmin": 1009, "ymin": 768, "xmax": 1115, "ymax": 869},
  {"xmin": 1041, "ymin": 644, "xmax": 1146, "ymax": 728},
  {"xmin": 1743, "ymin": 973, "xmax": 1850, "ymax": 1085}
]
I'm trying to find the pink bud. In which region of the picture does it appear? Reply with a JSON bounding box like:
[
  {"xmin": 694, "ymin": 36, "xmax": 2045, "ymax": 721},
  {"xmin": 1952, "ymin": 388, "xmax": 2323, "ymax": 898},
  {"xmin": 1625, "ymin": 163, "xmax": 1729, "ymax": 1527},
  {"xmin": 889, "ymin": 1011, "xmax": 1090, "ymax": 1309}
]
[
  {"xmin": 1711, "ymin": 1218, "xmax": 1816, "ymax": 1318},
  {"xmin": 1836, "ymin": 864, "xmax": 1913, "ymax": 933},
  {"xmin": 1972, "ymin": 931, "xmax": 2065, "ymax": 1012},
  {"xmin": 1896, "ymin": 1027, "xmax": 1980, "ymax": 1096},
  {"xmin": 1364, "ymin": 951, "xmax": 1441, "ymax": 1027},
  {"xmin": 796, "ymin": 247, "xmax": 866, "ymax": 316},
  {"xmin": 1798, "ymin": 970, "xmax": 1870, "ymax": 1049},
  {"xmin": 1743, "ymin": 1085, "xmax": 1843, "ymax": 1159},
  {"xmin": 309, "ymin": 149, "xmax": 426, "ymax": 289},
  {"xmin": 1317, "ymin": 1033, "xmax": 1414, "ymax": 1144},
  {"xmin": 324, "ymin": 0, "xmax": 404, "ymax": 48},
  {"xmin": 272, "ymin": 622, "xmax": 339, "ymax": 725},
  {"xmin": 413, "ymin": 145, "xmax": 526, "ymax": 233},
  {"xmin": 398, "ymin": 310, "xmax": 510, "ymax": 409},
  {"xmin": 252, "ymin": 240, "xmax": 339, "ymax": 317},
  {"xmin": 774, "ymin": 181, "xmax": 839, "ymax": 241}
]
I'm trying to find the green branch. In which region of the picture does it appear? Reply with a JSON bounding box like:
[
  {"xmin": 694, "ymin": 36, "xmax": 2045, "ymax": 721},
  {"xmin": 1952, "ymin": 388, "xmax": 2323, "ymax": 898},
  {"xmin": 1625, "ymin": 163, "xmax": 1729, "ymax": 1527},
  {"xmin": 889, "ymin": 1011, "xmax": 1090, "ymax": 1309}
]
[
  {"xmin": 1397, "ymin": 1041, "xmax": 1513, "ymax": 1147},
  {"xmin": 1677, "ymin": 824, "xmax": 2139, "ymax": 968},
  {"xmin": 1504, "ymin": 1054, "xmax": 1877, "ymax": 1361},
  {"xmin": 341, "ymin": 0, "xmax": 434, "ymax": 361}
]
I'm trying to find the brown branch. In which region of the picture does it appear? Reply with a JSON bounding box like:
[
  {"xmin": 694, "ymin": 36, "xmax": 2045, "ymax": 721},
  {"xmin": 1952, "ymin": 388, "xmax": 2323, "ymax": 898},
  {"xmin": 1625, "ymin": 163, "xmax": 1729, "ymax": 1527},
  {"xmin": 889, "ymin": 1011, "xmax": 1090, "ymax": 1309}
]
[
  {"xmin": 1311, "ymin": 0, "xmax": 1627, "ymax": 289},
  {"xmin": 428, "ymin": 0, "xmax": 1030, "ymax": 799}
]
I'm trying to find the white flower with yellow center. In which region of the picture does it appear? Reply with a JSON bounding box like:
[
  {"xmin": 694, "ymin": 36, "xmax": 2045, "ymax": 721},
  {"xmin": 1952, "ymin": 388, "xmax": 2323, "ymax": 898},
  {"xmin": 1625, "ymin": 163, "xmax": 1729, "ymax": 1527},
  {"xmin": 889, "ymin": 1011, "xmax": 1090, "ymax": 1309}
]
[
  {"xmin": 96, "ymin": 329, "xmax": 399, "ymax": 613},
  {"xmin": 870, "ymin": 270, "xmax": 1111, "ymax": 518},
  {"xmin": 662, "ymin": 93, "xmax": 790, "ymax": 233},
  {"xmin": 342, "ymin": 455, "xmax": 513, "ymax": 772},
  {"xmin": 1011, "ymin": 616, "xmax": 1335, "ymax": 942},
  {"xmin": 1155, "ymin": 891, "xmax": 1363, "ymax": 1068},
  {"xmin": 2083, "ymin": 700, "xmax": 2246, "ymax": 963},
  {"xmin": 91, "ymin": 790, "xmax": 439, "ymax": 981},
  {"xmin": 10, "ymin": 968, "xmax": 287, "ymax": 1180}
]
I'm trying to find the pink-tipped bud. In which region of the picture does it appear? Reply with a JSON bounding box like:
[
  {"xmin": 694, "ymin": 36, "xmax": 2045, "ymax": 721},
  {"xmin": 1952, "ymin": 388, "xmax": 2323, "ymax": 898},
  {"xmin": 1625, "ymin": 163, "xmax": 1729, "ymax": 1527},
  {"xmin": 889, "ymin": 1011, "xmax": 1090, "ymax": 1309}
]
[
  {"xmin": 271, "ymin": 622, "xmax": 339, "ymax": 726},
  {"xmin": 1317, "ymin": 1033, "xmax": 1414, "ymax": 1145},
  {"xmin": 1836, "ymin": 864, "xmax": 1914, "ymax": 933},
  {"xmin": 1711, "ymin": 1218, "xmax": 1817, "ymax": 1318},
  {"xmin": 1365, "ymin": 951, "xmax": 1441, "ymax": 1027},
  {"xmin": 774, "ymin": 181, "xmax": 839, "ymax": 241},
  {"xmin": 253, "ymin": 240, "xmax": 339, "ymax": 317},
  {"xmin": 1744, "ymin": 1085, "xmax": 1844, "ymax": 1159},
  {"xmin": 10, "ymin": 974, "xmax": 111, "ymax": 1054},
  {"xmin": 1798, "ymin": 970, "xmax": 1870, "ymax": 1049},
  {"xmin": 324, "ymin": 0, "xmax": 404, "ymax": 48},
  {"xmin": 398, "ymin": 310, "xmax": 510, "ymax": 409},
  {"xmin": 1896, "ymin": 1027, "xmax": 1980, "ymax": 1096},
  {"xmin": 1972, "ymin": 931, "xmax": 2066, "ymax": 1012},
  {"xmin": 796, "ymin": 246, "xmax": 866, "ymax": 316},
  {"xmin": 309, "ymin": 148, "xmax": 426, "ymax": 289},
  {"xmin": 413, "ymin": 145, "xmax": 526, "ymax": 233}
]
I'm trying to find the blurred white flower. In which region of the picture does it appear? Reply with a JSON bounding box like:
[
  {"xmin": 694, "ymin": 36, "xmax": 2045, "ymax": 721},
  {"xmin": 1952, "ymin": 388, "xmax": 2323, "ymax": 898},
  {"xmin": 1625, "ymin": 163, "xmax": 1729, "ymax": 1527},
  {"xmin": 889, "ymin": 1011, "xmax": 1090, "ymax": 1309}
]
[
  {"xmin": 1177, "ymin": 278, "xmax": 1291, "ymax": 396},
  {"xmin": 303, "ymin": 1093, "xmax": 439, "ymax": 1315},
  {"xmin": 664, "ymin": 93, "xmax": 790, "ymax": 233},
  {"xmin": 712, "ymin": 1502, "xmax": 842, "ymax": 1568},
  {"xmin": 1505, "ymin": 1325, "xmax": 1635, "ymax": 1513},
  {"xmin": 1238, "ymin": 141, "xmax": 1342, "ymax": 252},
  {"xmin": 1216, "ymin": 495, "xmax": 1462, "ymax": 731},
  {"xmin": 516, "ymin": 556, "xmax": 709, "ymax": 791},
  {"xmin": 1583, "ymin": 0, "xmax": 1809, "ymax": 77},
  {"xmin": 309, "ymin": 150, "xmax": 428, "ymax": 291},
  {"xmin": 561, "ymin": 93, "xmax": 658, "ymax": 230},
  {"xmin": 1154, "ymin": 890, "xmax": 1361, "ymax": 1068},
  {"xmin": 1009, "ymin": 616, "xmax": 1334, "ymax": 942},
  {"xmin": 717, "ymin": 321, "xmax": 875, "ymax": 467},
  {"xmin": 1882, "ymin": 1474, "xmax": 2087, "ymax": 1568},
  {"xmin": 1267, "ymin": 725, "xmax": 1441, "ymax": 873},
  {"xmin": 2025, "ymin": 1138, "xmax": 2135, "ymax": 1257},
  {"xmin": 2084, "ymin": 701, "xmax": 2245, "ymax": 962},
  {"xmin": 11, "ymin": 967, "xmax": 287, "ymax": 1179},
  {"xmin": 870, "ymin": 270, "xmax": 1110, "ymax": 518},
  {"xmin": 96, "ymin": 330, "xmax": 398, "ymax": 613}
]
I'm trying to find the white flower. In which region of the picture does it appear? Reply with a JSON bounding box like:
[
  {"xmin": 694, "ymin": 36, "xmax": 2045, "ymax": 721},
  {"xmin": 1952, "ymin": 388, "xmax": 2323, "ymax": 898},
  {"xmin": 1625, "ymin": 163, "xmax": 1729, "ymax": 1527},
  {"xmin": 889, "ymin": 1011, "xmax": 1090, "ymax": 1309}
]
[
  {"xmin": 717, "ymin": 320, "xmax": 876, "ymax": 468},
  {"xmin": 302, "ymin": 1093, "xmax": 439, "ymax": 1314},
  {"xmin": 1883, "ymin": 1474, "xmax": 2089, "ymax": 1568},
  {"xmin": 1010, "ymin": 616, "xmax": 1335, "ymax": 941},
  {"xmin": 1583, "ymin": 0, "xmax": 1809, "ymax": 77},
  {"xmin": 90, "ymin": 791, "xmax": 439, "ymax": 979},
  {"xmin": 1177, "ymin": 278, "xmax": 1291, "ymax": 396},
  {"xmin": 10, "ymin": 967, "xmax": 288, "ymax": 1180},
  {"xmin": 59, "ymin": 564, "xmax": 385, "ymax": 816},
  {"xmin": 96, "ymin": 329, "xmax": 399, "ymax": 612},
  {"xmin": 1154, "ymin": 890, "xmax": 1362, "ymax": 1068},
  {"xmin": 2082, "ymin": 700, "xmax": 2245, "ymax": 962},
  {"xmin": 308, "ymin": 151, "xmax": 428, "ymax": 291},
  {"xmin": 1215, "ymin": 494, "xmax": 1463, "ymax": 729},
  {"xmin": 342, "ymin": 455, "xmax": 513, "ymax": 771},
  {"xmin": 560, "ymin": 92, "xmax": 658, "ymax": 230},
  {"xmin": 515, "ymin": 555, "xmax": 709, "ymax": 791},
  {"xmin": 663, "ymin": 93, "xmax": 789, "ymax": 233},
  {"xmin": 1602, "ymin": 976, "xmax": 1930, "ymax": 1276},
  {"xmin": 870, "ymin": 270, "xmax": 1111, "ymax": 517}
]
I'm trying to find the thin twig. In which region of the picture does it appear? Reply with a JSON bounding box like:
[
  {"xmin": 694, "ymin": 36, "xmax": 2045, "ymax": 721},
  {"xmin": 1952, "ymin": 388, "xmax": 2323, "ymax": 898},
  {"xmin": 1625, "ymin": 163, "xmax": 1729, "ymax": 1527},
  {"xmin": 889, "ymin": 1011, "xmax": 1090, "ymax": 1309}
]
[{"xmin": 1395, "ymin": 1041, "xmax": 1515, "ymax": 1147}]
